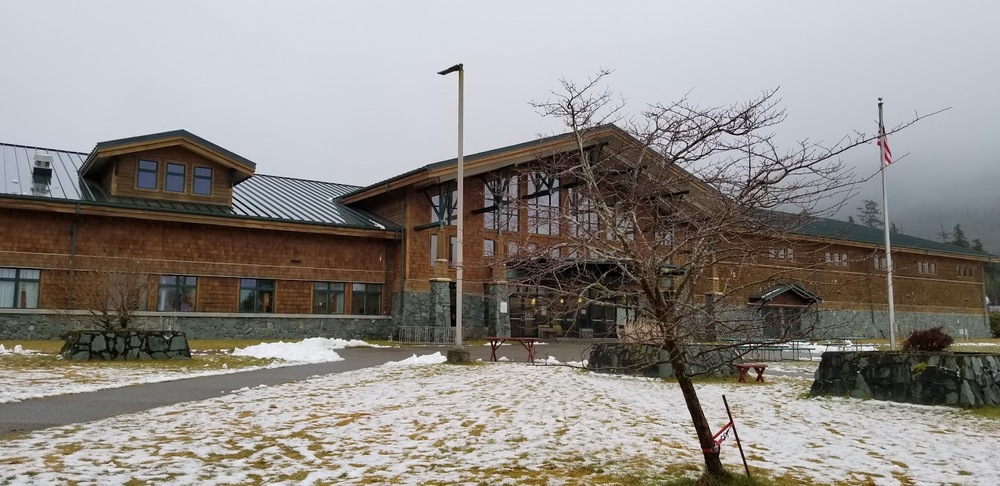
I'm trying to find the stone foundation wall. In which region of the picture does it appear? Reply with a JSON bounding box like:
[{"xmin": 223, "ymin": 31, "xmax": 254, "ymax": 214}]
[
  {"xmin": 715, "ymin": 306, "xmax": 990, "ymax": 339},
  {"xmin": 59, "ymin": 330, "xmax": 191, "ymax": 361},
  {"xmin": 0, "ymin": 311, "xmax": 394, "ymax": 341},
  {"xmin": 588, "ymin": 343, "xmax": 738, "ymax": 379},
  {"xmin": 811, "ymin": 351, "xmax": 1000, "ymax": 407}
]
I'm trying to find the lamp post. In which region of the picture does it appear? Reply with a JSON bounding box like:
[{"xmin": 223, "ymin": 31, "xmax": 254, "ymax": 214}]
[{"xmin": 439, "ymin": 63, "xmax": 464, "ymax": 346}]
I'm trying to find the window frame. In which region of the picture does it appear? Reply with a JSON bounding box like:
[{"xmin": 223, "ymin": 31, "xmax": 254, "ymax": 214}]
[
  {"xmin": 351, "ymin": 283, "xmax": 382, "ymax": 315},
  {"xmin": 238, "ymin": 278, "xmax": 275, "ymax": 313},
  {"xmin": 165, "ymin": 162, "xmax": 186, "ymax": 193},
  {"xmin": 0, "ymin": 268, "xmax": 40, "ymax": 309},
  {"xmin": 484, "ymin": 175, "xmax": 519, "ymax": 233},
  {"xmin": 527, "ymin": 172, "xmax": 560, "ymax": 235},
  {"xmin": 156, "ymin": 275, "xmax": 197, "ymax": 312},
  {"xmin": 313, "ymin": 282, "xmax": 346, "ymax": 314},
  {"xmin": 192, "ymin": 166, "xmax": 213, "ymax": 195},
  {"xmin": 136, "ymin": 159, "xmax": 159, "ymax": 190}
]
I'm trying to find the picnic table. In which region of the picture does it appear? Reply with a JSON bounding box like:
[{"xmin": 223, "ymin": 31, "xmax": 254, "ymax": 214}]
[
  {"xmin": 733, "ymin": 363, "xmax": 767, "ymax": 383},
  {"xmin": 486, "ymin": 337, "xmax": 541, "ymax": 363}
]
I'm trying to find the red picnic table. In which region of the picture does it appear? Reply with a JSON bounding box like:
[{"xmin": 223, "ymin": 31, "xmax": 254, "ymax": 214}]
[
  {"xmin": 486, "ymin": 337, "xmax": 541, "ymax": 363},
  {"xmin": 733, "ymin": 363, "xmax": 767, "ymax": 383}
]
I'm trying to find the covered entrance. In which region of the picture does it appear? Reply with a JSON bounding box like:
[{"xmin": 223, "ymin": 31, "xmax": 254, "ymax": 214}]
[{"xmin": 748, "ymin": 283, "xmax": 822, "ymax": 339}]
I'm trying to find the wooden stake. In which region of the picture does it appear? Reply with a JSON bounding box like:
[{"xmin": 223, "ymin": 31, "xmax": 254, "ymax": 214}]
[{"xmin": 723, "ymin": 394, "xmax": 751, "ymax": 478}]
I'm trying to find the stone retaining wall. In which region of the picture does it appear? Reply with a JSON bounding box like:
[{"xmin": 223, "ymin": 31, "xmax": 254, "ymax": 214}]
[
  {"xmin": 0, "ymin": 311, "xmax": 395, "ymax": 341},
  {"xmin": 588, "ymin": 343, "xmax": 738, "ymax": 378},
  {"xmin": 811, "ymin": 351, "xmax": 1000, "ymax": 407},
  {"xmin": 59, "ymin": 330, "xmax": 191, "ymax": 361}
]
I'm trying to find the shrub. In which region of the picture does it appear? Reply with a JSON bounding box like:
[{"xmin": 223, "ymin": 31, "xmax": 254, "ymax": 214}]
[
  {"xmin": 902, "ymin": 326, "xmax": 954, "ymax": 352},
  {"xmin": 990, "ymin": 313, "xmax": 1000, "ymax": 338}
]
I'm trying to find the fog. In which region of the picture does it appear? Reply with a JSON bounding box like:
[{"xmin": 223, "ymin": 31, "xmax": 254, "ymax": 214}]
[{"xmin": 2, "ymin": 1, "xmax": 996, "ymax": 250}]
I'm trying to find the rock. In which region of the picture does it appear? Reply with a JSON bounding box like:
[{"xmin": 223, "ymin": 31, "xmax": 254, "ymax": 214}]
[
  {"xmin": 147, "ymin": 335, "xmax": 168, "ymax": 353},
  {"xmin": 71, "ymin": 351, "xmax": 90, "ymax": 361},
  {"xmin": 446, "ymin": 349, "xmax": 471, "ymax": 363},
  {"xmin": 960, "ymin": 381, "xmax": 977, "ymax": 407},
  {"xmin": 93, "ymin": 334, "xmax": 109, "ymax": 353}
]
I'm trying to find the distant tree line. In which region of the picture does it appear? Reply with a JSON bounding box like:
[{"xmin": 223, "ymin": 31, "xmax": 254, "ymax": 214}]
[{"xmin": 848, "ymin": 199, "xmax": 999, "ymax": 305}]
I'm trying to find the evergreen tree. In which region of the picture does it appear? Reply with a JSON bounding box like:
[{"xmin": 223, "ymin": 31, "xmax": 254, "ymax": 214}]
[
  {"xmin": 890, "ymin": 222, "xmax": 901, "ymax": 234},
  {"xmin": 972, "ymin": 239, "xmax": 984, "ymax": 252},
  {"xmin": 857, "ymin": 200, "xmax": 882, "ymax": 229},
  {"xmin": 951, "ymin": 224, "xmax": 969, "ymax": 248},
  {"xmin": 847, "ymin": 215, "xmax": 856, "ymax": 224}
]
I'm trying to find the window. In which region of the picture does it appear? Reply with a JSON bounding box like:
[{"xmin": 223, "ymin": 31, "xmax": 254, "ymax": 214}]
[
  {"xmin": 0, "ymin": 268, "xmax": 40, "ymax": 309},
  {"xmin": 824, "ymin": 252, "xmax": 849, "ymax": 267},
  {"xmin": 165, "ymin": 163, "xmax": 186, "ymax": 193},
  {"xmin": 193, "ymin": 166, "xmax": 213, "ymax": 195},
  {"xmin": 608, "ymin": 216, "xmax": 635, "ymax": 241},
  {"xmin": 957, "ymin": 265, "xmax": 975, "ymax": 278},
  {"xmin": 484, "ymin": 175, "xmax": 519, "ymax": 233},
  {"xmin": 567, "ymin": 187, "xmax": 598, "ymax": 238},
  {"xmin": 768, "ymin": 247, "xmax": 795, "ymax": 261},
  {"xmin": 430, "ymin": 235, "xmax": 458, "ymax": 266},
  {"xmin": 484, "ymin": 239, "xmax": 495, "ymax": 258},
  {"xmin": 430, "ymin": 234, "xmax": 439, "ymax": 266},
  {"xmin": 508, "ymin": 242, "xmax": 518, "ymax": 257},
  {"xmin": 313, "ymin": 282, "xmax": 345, "ymax": 314},
  {"xmin": 351, "ymin": 283, "xmax": 382, "ymax": 315},
  {"xmin": 873, "ymin": 256, "xmax": 893, "ymax": 271},
  {"xmin": 918, "ymin": 262, "xmax": 937, "ymax": 275},
  {"xmin": 137, "ymin": 160, "xmax": 158, "ymax": 189},
  {"xmin": 157, "ymin": 275, "xmax": 197, "ymax": 311},
  {"xmin": 527, "ymin": 172, "xmax": 559, "ymax": 235},
  {"xmin": 429, "ymin": 183, "xmax": 457, "ymax": 225},
  {"xmin": 239, "ymin": 278, "xmax": 275, "ymax": 313}
]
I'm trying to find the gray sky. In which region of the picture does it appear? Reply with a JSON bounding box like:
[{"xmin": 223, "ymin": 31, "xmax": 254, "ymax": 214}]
[{"xmin": 3, "ymin": 1, "xmax": 998, "ymax": 246}]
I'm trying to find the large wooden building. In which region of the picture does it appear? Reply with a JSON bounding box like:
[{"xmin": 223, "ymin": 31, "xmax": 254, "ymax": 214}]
[{"xmin": 0, "ymin": 127, "xmax": 994, "ymax": 340}]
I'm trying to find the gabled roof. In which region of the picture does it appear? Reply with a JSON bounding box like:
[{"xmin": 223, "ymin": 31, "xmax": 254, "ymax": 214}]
[
  {"xmin": 340, "ymin": 124, "xmax": 684, "ymax": 204},
  {"xmin": 749, "ymin": 283, "xmax": 822, "ymax": 305},
  {"xmin": 0, "ymin": 141, "xmax": 398, "ymax": 232},
  {"xmin": 80, "ymin": 130, "xmax": 257, "ymax": 185}
]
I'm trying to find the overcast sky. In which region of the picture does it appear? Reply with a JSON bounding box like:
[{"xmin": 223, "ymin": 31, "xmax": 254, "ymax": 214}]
[{"xmin": 3, "ymin": 2, "xmax": 998, "ymax": 244}]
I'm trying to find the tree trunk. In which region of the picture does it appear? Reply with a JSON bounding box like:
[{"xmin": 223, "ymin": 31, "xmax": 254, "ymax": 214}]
[{"xmin": 664, "ymin": 339, "xmax": 730, "ymax": 482}]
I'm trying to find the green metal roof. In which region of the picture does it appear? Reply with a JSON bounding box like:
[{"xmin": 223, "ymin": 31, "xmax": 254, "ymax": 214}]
[
  {"xmin": 92, "ymin": 130, "xmax": 257, "ymax": 170},
  {"xmin": 749, "ymin": 283, "xmax": 823, "ymax": 304},
  {"xmin": 793, "ymin": 214, "xmax": 994, "ymax": 259},
  {"xmin": 0, "ymin": 142, "xmax": 399, "ymax": 232},
  {"xmin": 342, "ymin": 124, "xmax": 624, "ymax": 199}
]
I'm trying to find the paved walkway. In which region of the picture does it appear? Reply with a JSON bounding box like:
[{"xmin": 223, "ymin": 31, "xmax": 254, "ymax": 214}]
[{"xmin": 0, "ymin": 341, "xmax": 597, "ymax": 438}]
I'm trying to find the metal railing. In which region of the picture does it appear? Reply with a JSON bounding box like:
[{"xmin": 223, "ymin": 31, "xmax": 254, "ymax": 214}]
[{"xmin": 396, "ymin": 326, "xmax": 456, "ymax": 344}]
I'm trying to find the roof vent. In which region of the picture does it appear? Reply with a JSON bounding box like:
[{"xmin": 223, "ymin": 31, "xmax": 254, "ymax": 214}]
[{"xmin": 33, "ymin": 152, "xmax": 53, "ymax": 177}]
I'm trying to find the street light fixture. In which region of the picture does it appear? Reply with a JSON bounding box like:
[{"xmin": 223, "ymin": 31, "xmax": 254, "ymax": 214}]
[{"xmin": 439, "ymin": 63, "xmax": 464, "ymax": 346}]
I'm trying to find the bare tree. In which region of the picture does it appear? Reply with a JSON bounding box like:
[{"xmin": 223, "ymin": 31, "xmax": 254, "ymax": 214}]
[
  {"xmin": 504, "ymin": 70, "xmax": 929, "ymax": 481},
  {"xmin": 66, "ymin": 257, "xmax": 152, "ymax": 331}
]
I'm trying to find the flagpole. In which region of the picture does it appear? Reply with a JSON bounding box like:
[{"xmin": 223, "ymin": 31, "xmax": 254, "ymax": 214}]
[{"xmin": 878, "ymin": 98, "xmax": 898, "ymax": 350}]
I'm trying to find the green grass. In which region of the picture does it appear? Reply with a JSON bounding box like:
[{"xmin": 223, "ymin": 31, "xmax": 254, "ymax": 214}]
[{"xmin": 968, "ymin": 406, "xmax": 1000, "ymax": 420}]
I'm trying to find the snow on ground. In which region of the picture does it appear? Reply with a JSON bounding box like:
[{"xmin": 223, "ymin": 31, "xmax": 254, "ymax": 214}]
[
  {"xmin": 2, "ymin": 342, "xmax": 1000, "ymax": 484},
  {"xmin": 0, "ymin": 338, "xmax": 383, "ymax": 404}
]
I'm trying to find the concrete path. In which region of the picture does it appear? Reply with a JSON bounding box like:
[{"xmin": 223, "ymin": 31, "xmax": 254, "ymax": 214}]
[{"xmin": 0, "ymin": 341, "xmax": 598, "ymax": 439}]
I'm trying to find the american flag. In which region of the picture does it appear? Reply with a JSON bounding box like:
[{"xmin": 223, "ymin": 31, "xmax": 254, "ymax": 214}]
[{"xmin": 877, "ymin": 125, "xmax": 893, "ymax": 165}]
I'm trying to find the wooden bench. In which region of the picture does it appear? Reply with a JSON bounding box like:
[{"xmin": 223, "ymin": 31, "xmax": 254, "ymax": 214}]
[
  {"xmin": 734, "ymin": 363, "xmax": 767, "ymax": 383},
  {"xmin": 486, "ymin": 337, "xmax": 541, "ymax": 363}
]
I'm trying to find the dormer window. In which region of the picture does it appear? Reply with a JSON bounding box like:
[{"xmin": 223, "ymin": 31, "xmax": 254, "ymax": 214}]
[
  {"xmin": 137, "ymin": 160, "xmax": 158, "ymax": 189},
  {"xmin": 165, "ymin": 163, "xmax": 186, "ymax": 193},
  {"xmin": 193, "ymin": 166, "xmax": 213, "ymax": 195}
]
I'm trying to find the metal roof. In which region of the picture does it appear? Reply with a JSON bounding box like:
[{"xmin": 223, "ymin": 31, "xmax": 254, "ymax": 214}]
[
  {"xmin": 0, "ymin": 142, "xmax": 398, "ymax": 232},
  {"xmin": 792, "ymin": 214, "xmax": 994, "ymax": 259},
  {"xmin": 749, "ymin": 283, "xmax": 823, "ymax": 304},
  {"xmin": 92, "ymin": 129, "xmax": 257, "ymax": 170}
]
